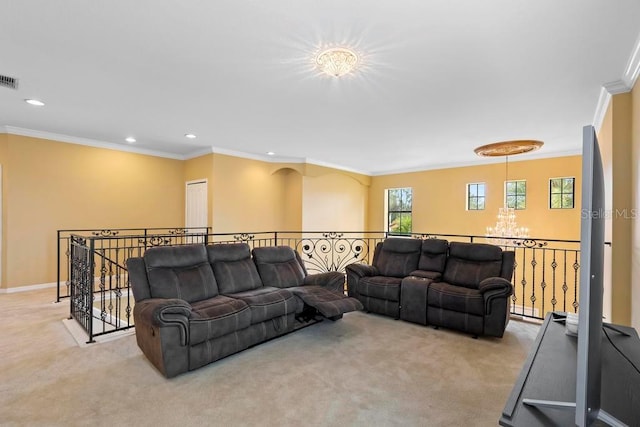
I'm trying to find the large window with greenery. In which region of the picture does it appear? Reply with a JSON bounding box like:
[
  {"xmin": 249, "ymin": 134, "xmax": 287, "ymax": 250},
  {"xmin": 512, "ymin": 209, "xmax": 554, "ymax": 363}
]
[
  {"xmin": 506, "ymin": 180, "xmax": 526, "ymax": 210},
  {"xmin": 386, "ymin": 187, "xmax": 412, "ymax": 234},
  {"xmin": 550, "ymin": 177, "xmax": 575, "ymax": 209},
  {"xmin": 466, "ymin": 183, "xmax": 485, "ymax": 210}
]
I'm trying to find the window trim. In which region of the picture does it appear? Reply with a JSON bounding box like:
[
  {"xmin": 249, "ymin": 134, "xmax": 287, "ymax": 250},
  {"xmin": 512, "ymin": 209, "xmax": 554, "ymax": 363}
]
[
  {"xmin": 385, "ymin": 187, "xmax": 413, "ymax": 234},
  {"xmin": 549, "ymin": 176, "xmax": 575, "ymax": 209},
  {"xmin": 466, "ymin": 182, "xmax": 486, "ymax": 211},
  {"xmin": 505, "ymin": 179, "xmax": 526, "ymax": 210}
]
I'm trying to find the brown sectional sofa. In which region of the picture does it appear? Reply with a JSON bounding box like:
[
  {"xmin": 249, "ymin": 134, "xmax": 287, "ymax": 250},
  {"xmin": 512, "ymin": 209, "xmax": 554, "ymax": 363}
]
[
  {"xmin": 127, "ymin": 243, "xmax": 362, "ymax": 377},
  {"xmin": 346, "ymin": 238, "xmax": 515, "ymax": 337}
]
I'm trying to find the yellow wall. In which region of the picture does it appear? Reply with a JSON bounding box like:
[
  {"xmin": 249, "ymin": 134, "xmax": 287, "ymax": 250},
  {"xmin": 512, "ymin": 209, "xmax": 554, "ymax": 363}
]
[
  {"xmin": 368, "ymin": 156, "xmax": 582, "ymax": 241},
  {"xmin": 302, "ymin": 173, "xmax": 368, "ymax": 232},
  {"xmin": 632, "ymin": 82, "xmax": 640, "ymax": 331},
  {"xmin": 281, "ymin": 168, "xmax": 303, "ymax": 231},
  {"xmin": 0, "ymin": 135, "xmax": 185, "ymax": 289},
  {"xmin": 0, "ymin": 134, "xmax": 7, "ymax": 289},
  {"xmin": 0, "ymin": 133, "xmax": 586, "ymax": 292},
  {"xmin": 206, "ymin": 155, "xmax": 370, "ymax": 234},
  {"xmin": 210, "ymin": 154, "xmax": 288, "ymax": 233},
  {"xmin": 598, "ymin": 93, "xmax": 634, "ymax": 326}
]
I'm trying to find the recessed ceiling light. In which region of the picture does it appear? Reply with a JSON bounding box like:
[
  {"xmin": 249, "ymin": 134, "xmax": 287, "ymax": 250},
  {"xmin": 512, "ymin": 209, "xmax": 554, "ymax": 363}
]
[
  {"xmin": 184, "ymin": 133, "xmax": 197, "ymax": 139},
  {"xmin": 125, "ymin": 137, "xmax": 136, "ymax": 143},
  {"xmin": 267, "ymin": 151, "xmax": 275, "ymax": 156},
  {"xmin": 25, "ymin": 99, "xmax": 45, "ymax": 106}
]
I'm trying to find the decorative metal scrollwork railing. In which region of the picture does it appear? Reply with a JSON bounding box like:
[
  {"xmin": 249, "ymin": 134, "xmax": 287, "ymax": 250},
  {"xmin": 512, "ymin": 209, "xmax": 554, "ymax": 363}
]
[{"xmin": 61, "ymin": 229, "xmax": 588, "ymax": 342}]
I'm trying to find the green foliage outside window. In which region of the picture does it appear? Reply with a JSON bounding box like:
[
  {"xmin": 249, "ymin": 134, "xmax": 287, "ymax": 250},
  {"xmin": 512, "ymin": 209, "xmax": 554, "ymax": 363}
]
[
  {"xmin": 467, "ymin": 183, "xmax": 485, "ymax": 210},
  {"xmin": 550, "ymin": 178, "xmax": 575, "ymax": 209},
  {"xmin": 506, "ymin": 180, "xmax": 526, "ymax": 210},
  {"xmin": 388, "ymin": 188, "xmax": 412, "ymax": 234}
]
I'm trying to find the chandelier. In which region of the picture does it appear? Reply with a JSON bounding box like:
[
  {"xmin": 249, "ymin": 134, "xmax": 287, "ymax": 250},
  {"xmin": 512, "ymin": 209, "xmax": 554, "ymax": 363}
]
[
  {"xmin": 485, "ymin": 206, "xmax": 529, "ymax": 245},
  {"xmin": 475, "ymin": 140, "xmax": 543, "ymax": 246},
  {"xmin": 315, "ymin": 47, "xmax": 359, "ymax": 77}
]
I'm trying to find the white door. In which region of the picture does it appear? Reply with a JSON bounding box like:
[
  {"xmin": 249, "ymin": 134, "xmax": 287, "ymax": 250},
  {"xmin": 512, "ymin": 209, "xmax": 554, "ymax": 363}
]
[{"xmin": 185, "ymin": 180, "xmax": 208, "ymax": 243}]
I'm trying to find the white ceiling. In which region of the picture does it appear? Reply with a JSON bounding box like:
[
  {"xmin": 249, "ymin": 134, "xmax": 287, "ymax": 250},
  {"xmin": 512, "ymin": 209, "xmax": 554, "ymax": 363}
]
[{"xmin": 2, "ymin": 1, "xmax": 640, "ymax": 175}]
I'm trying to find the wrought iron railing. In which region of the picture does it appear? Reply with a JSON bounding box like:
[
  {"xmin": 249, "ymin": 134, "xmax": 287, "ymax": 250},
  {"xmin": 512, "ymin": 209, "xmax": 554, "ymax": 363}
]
[
  {"xmin": 58, "ymin": 228, "xmax": 586, "ymax": 342},
  {"xmin": 57, "ymin": 227, "xmax": 213, "ymax": 302}
]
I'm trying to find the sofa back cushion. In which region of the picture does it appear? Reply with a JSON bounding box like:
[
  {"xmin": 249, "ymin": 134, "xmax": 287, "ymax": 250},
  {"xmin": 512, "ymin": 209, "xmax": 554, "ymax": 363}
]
[
  {"xmin": 207, "ymin": 243, "xmax": 263, "ymax": 294},
  {"xmin": 442, "ymin": 242, "xmax": 503, "ymax": 289},
  {"xmin": 252, "ymin": 246, "xmax": 306, "ymax": 288},
  {"xmin": 374, "ymin": 238, "xmax": 422, "ymax": 278},
  {"xmin": 144, "ymin": 244, "xmax": 219, "ymax": 303},
  {"xmin": 417, "ymin": 239, "xmax": 449, "ymax": 272}
]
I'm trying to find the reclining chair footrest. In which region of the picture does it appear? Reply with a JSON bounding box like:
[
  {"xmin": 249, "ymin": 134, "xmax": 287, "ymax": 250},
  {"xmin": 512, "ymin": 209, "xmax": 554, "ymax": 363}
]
[{"xmin": 289, "ymin": 286, "xmax": 363, "ymax": 318}]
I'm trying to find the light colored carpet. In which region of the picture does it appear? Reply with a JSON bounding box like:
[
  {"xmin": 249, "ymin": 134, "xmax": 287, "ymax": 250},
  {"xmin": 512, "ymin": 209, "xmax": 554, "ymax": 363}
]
[{"xmin": 0, "ymin": 289, "xmax": 539, "ymax": 427}]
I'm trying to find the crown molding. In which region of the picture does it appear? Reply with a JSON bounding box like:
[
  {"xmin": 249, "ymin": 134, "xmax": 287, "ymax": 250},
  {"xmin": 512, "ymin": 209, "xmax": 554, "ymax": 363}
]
[
  {"xmin": 592, "ymin": 87, "xmax": 612, "ymax": 133},
  {"xmin": 2, "ymin": 126, "xmax": 185, "ymax": 160},
  {"xmin": 182, "ymin": 146, "xmax": 214, "ymax": 160},
  {"xmin": 593, "ymin": 32, "xmax": 640, "ymax": 132},
  {"xmin": 2, "ymin": 125, "xmax": 371, "ymax": 174},
  {"xmin": 603, "ymin": 80, "xmax": 632, "ymax": 95},
  {"xmin": 370, "ymin": 149, "xmax": 582, "ymax": 176},
  {"xmin": 183, "ymin": 146, "xmax": 371, "ymax": 175},
  {"xmin": 622, "ymin": 31, "xmax": 640, "ymax": 89},
  {"xmin": 299, "ymin": 157, "xmax": 371, "ymax": 176}
]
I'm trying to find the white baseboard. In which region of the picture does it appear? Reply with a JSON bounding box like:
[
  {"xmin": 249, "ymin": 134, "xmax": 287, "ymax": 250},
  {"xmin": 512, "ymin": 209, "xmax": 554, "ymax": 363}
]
[{"xmin": 0, "ymin": 281, "xmax": 57, "ymax": 294}]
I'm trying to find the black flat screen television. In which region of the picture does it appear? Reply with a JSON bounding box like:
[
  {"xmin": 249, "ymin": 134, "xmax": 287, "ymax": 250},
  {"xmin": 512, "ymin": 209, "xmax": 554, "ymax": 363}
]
[
  {"xmin": 523, "ymin": 125, "xmax": 627, "ymax": 426},
  {"xmin": 575, "ymin": 125, "xmax": 616, "ymax": 426}
]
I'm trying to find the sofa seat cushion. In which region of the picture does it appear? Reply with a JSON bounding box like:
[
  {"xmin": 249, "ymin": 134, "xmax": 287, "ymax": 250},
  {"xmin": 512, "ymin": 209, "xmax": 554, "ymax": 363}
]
[
  {"xmin": 427, "ymin": 282, "xmax": 484, "ymax": 316},
  {"xmin": 189, "ymin": 296, "xmax": 251, "ymax": 345},
  {"xmin": 289, "ymin": 285, "xmax": 363, "ymax": 318},
  {"xmin": 357, "ymin": 276, "xmax": 402, "ymax": 301},
  {"xmin": 226, "ymin": 287, "xmax": 298, "ymax": 324}
]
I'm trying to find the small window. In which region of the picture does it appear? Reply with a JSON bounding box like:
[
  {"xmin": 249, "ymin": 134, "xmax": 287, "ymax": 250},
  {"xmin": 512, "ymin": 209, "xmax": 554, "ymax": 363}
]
[
  {"xmin": 550, "ymin": 177, "xmax": 575, "ymax": 209},
  {"xmin": 467, "ymin": 183, "xmax": 485, "ymax": 210},
  {"xmin": 386, "ymin": 187, "xmax": 412, "ymax": 234},
  {"xmin": 506, "ymin": 180, "xmax": 526, "ymax": 210}
]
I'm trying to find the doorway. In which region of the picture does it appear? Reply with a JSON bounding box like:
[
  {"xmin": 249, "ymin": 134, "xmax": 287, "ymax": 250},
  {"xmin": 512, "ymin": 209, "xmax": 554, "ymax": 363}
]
[{"xmin": 185, "ymin": 179, "xmax": 208, "ymax": 242}]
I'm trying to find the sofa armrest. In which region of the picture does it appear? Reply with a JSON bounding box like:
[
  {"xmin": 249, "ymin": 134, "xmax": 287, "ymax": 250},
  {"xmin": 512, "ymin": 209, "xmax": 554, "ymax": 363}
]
[
  {"xmin": 345, "ymin": 263, "xmax": 378, "ymax": 278},
  {"xmin": 481, "ymin": 282, "xmax": 514, "ymax": 338},
  {"xmin": 303, "ymin": 271, "xmax": 345, "ymax": 294},
  {"xmin": 409, "ymin": 270, "xmax": 442, "ymax": 281},
  {"xmin": 478, "ymin": 277, "xmax": 513, "ymax": 294},
  {"xmin": 134, "ymin": 298, "xmax": 192, "ymax": 346},
  {"xmin": 345, "ymin": 263, "xmax": 379, "ymax": 298}
]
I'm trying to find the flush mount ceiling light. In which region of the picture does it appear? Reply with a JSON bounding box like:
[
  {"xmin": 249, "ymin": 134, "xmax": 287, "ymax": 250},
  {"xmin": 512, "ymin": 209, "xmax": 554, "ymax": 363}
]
[
  {"xmin": 184, "ymin": 133, "xmax": 196, "ymax": 139},
  {"xmin": 315, "ymin": 47, "xmax": 359, "ymax": 77},
  {"xmin": 125, "ymin": 137, "xmax": 136, "ymax": 143}
]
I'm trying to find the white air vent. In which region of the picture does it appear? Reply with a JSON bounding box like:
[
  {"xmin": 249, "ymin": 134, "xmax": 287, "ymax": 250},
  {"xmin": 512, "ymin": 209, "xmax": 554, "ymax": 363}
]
[{"xmin": 0, "ymin": 75, "xmax": 19, "ymax": 90}]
